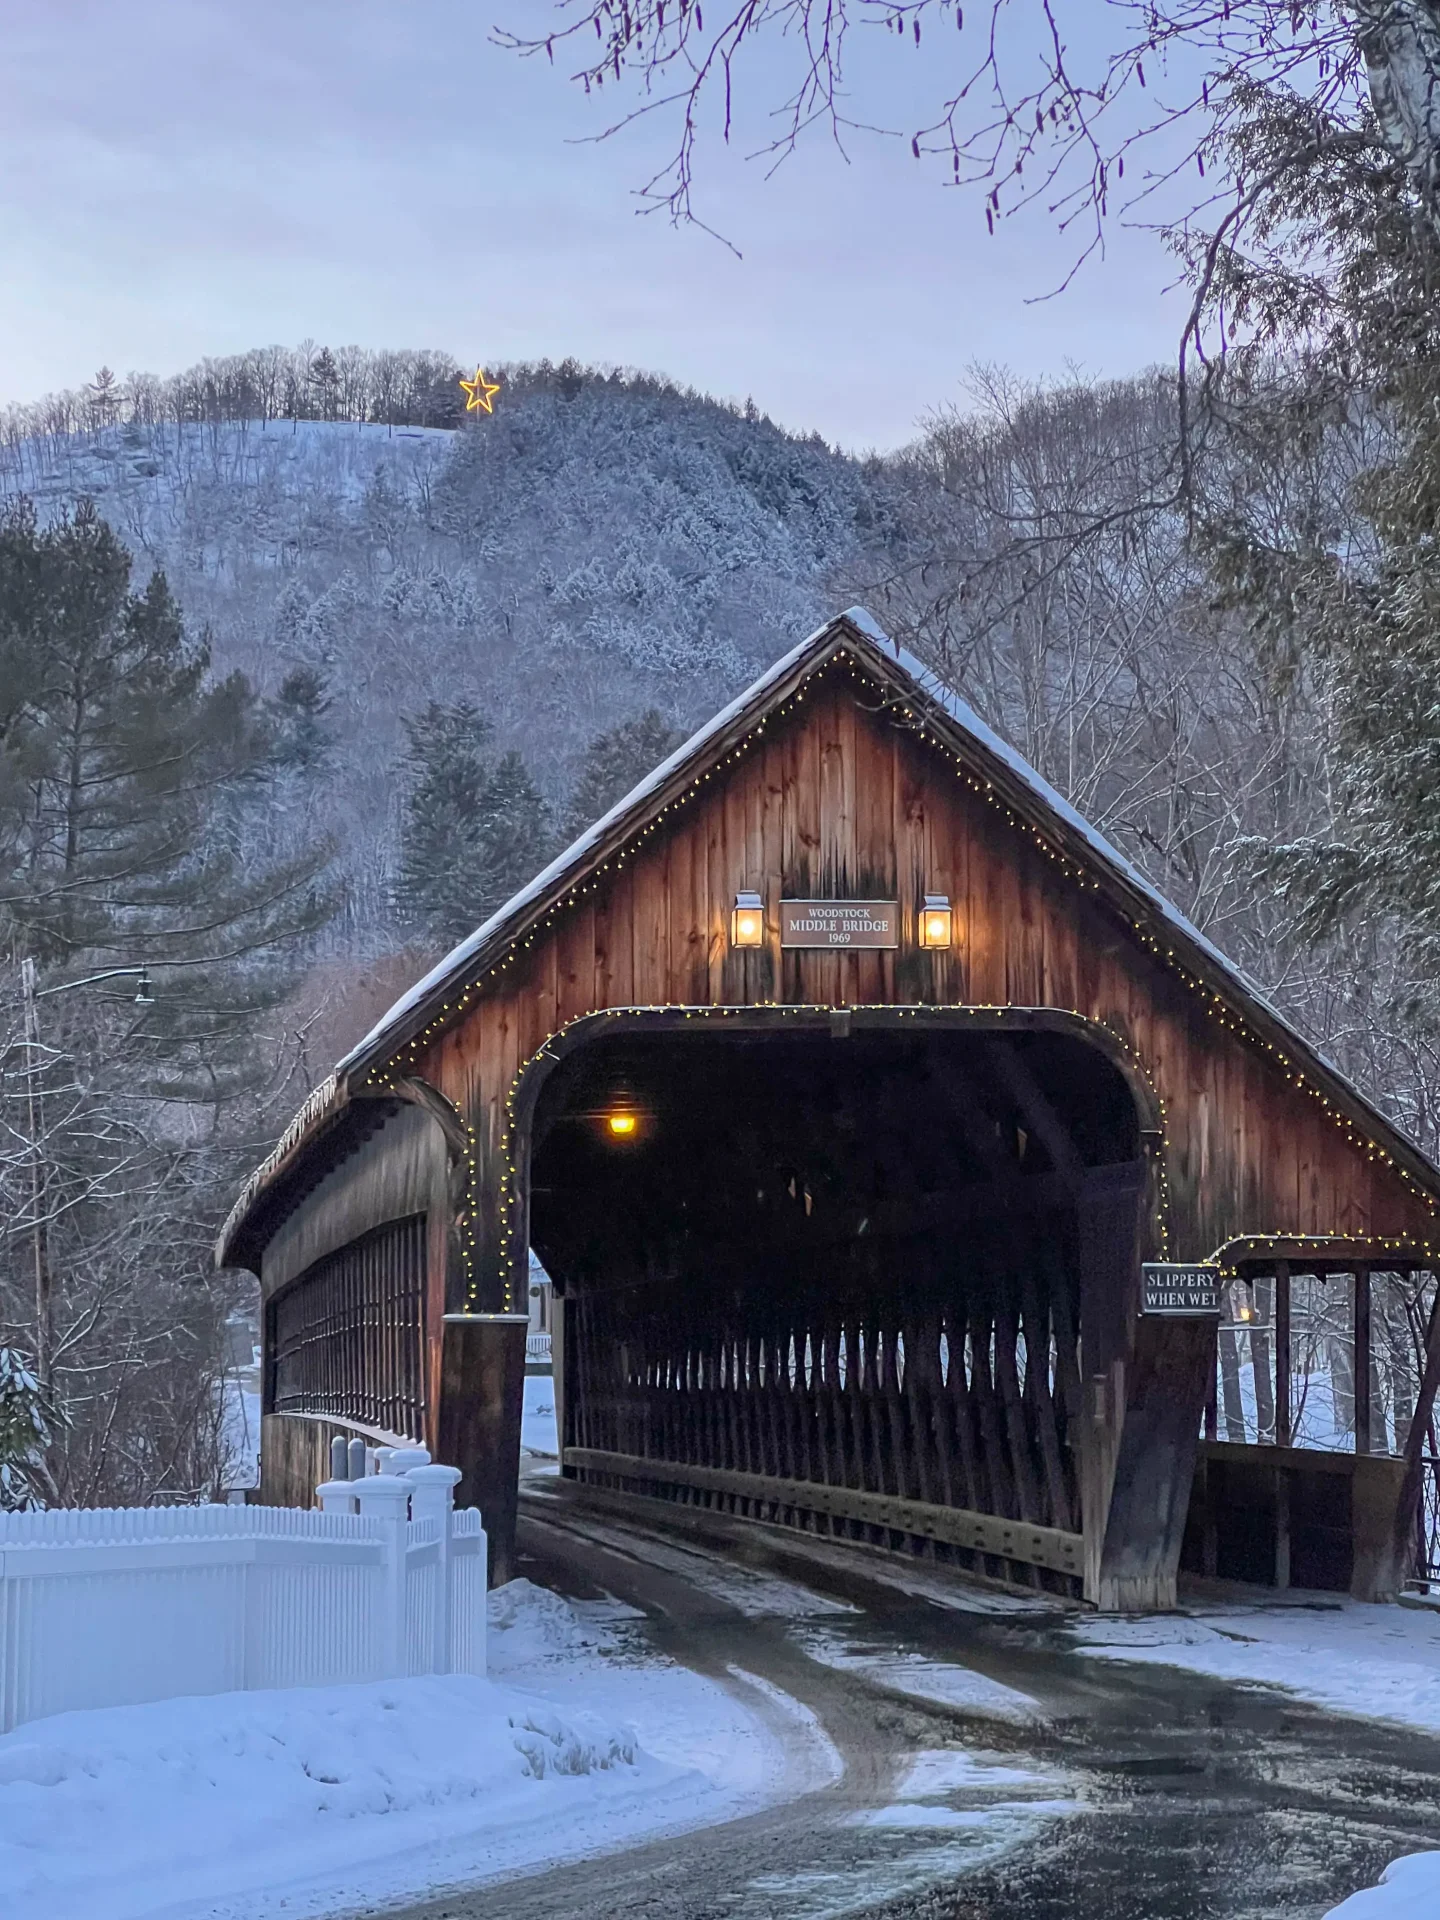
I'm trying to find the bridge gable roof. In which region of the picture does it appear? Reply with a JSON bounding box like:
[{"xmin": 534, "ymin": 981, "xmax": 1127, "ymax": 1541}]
[{"xmin": 218, "ymin": 607, "xmax": 1440, "ymax": 1268}]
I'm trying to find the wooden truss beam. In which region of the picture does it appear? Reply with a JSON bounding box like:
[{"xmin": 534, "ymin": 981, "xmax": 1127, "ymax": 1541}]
[
  {"xmin": 562, "ymin": 1445, "xmax": 1085, "ymax": 1579},
  {"xmin": 985, "ymin": 1041, "xmax": 1086, "ymax": 1187}
]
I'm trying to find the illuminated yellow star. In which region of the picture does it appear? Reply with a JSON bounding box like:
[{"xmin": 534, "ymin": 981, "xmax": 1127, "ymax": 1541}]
[{"xmin": 459, "ymin": 366, "xmax": 501, "ymax": 414}]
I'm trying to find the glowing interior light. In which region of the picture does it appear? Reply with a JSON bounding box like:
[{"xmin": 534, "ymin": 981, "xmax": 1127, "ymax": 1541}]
[
  {"xmin": 919, "ymin": 893, "xmax": 953, "ymax": 949},
  {"xmin": 731, "ymin": 890, "xmax": 764, "ymax": 948},
  {"xmin": 607, "ymin": 1112, "xmax": 637, "ymax": 1136}
]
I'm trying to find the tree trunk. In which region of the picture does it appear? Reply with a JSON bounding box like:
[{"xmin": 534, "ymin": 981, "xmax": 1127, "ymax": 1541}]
[
  {"xmin": 1219, "ymin": 1322, "xmax": 1249, "ymax": 1442},
  {"xmin": 1357, "ymin": 2, "xmax": 1440, "ymax": 229}
]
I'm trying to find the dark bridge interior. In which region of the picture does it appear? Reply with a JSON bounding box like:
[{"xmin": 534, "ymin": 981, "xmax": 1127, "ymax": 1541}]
[{"xmin": 528, "ymin": 1021, "xmax": 1146, "ymax": 1592}]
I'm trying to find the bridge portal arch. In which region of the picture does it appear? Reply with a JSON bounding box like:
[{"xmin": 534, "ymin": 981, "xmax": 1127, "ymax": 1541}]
[{"xmin": 506, "ymin": 1004, "xmax": 1184, "ymax": 1603}]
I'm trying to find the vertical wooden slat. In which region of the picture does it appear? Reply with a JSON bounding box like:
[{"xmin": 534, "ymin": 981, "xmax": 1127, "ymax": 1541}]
[
  {"xmin": 1355, "ymin": 1264, "xmax": 1372, "ymax": 1454},
  {"xmin": 1274, "ymin": 1260, "xmax": 1292, "ymax": 1448},
  {"xmin": 968, "ymin": 1294, "xmax": 1014, "ymax": 1517}
]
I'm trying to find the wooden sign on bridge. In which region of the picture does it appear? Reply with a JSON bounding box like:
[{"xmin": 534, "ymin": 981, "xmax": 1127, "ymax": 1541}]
[
  {"xmin": 779, "ymin": 899, "xmax": 899, "ymax": 948},
  {"xmin": 1142, "ymin": 1264, "xmax": 1222, "ymax": 1316}
]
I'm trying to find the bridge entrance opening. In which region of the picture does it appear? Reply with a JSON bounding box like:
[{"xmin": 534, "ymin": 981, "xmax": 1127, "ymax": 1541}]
[{"xmin": 525, "ymin": 1013, "xmax": 1151, "ymax": 1597}]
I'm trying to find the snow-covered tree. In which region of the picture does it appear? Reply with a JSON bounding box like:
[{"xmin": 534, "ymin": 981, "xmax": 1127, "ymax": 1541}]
[
  {"xmin": 394, "ymin": 704, "xmax": 552, "ymax": 945},
  {"xmin": 0, "ymin": 499, "xmax": 336, "ymax": 1503},
  {"xmin": 0, "ymin": 1347, "xmax": 55, "ymax": 1510},
  {"xmin": 562, "ymin": 708, "xmax": 683, "ymax": 842}
]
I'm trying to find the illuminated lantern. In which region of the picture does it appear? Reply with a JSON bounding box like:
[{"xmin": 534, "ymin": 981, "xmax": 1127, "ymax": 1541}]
[
  {"xmin": 919, "ymin": 893, "xmax": 953, "ymax": 949},
  {"xmin": 731, "ymin": 890, "xmax": 764, "ymax": 948}
]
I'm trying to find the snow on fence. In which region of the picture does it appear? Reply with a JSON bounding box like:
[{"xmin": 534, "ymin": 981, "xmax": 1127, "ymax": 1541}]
[{"xmin": 0, "ymin": 1461, "xmax": 486, "ymax": 1733}]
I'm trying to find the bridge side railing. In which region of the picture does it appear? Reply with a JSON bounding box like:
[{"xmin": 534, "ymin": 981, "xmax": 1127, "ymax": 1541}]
[{"xmin": 1195, "ymin": 1261, "xmax": 1440, "ymax": 1594}]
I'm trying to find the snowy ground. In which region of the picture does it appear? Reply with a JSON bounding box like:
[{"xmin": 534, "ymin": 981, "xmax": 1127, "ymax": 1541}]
[
  {"xmin": 1068, "ymin": 1601, "xmax": 1440, "ymax": 1920},
  {"xmin": 796, "ymin": 1624, "xmax": 1040, "ymax": 1723},
  {"xmin": 521, "ymin": 1373, "xmax": 558, "ymax": 1456},
  {"xmin": 1326, "ymin": 1851, "xmax": 1440, "ymax": 1920},
  {"xmin": 0, "ymin": 1577, "xmax": 824, "ymax": 1920},
  {"xmin": 1067, "ymin": 1598, "xmax": 1440, "ymax": 1735}
]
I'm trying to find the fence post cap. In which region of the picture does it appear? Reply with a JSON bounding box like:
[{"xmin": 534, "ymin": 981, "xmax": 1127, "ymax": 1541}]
[
  {"xmin": 375, "ymin": 1446, "xmax": 431, "ymax": 1475},
  {"xmin": 353, "ymin": 1475, "xmax": 411, "ymax": 1514},
  {"xmin": 314, "ymin": 1479, "xmax": 357, "ymax": 1503},
  {"xmin": 404, "ymin": 1464, "xmax": 463, "ymax": 1487}
]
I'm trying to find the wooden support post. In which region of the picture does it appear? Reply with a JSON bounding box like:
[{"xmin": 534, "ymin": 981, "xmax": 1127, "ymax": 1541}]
[
  {"xmin": 1072, "ymin": 1155, "xmax": 1213, "ymax": 1611},
  {"xmin": 437, "ymin": 1311, "xmax": 529, "ymax": 1585},
  {"xmin": 1097, "ymin": 1315, "xmax": 1215, "ymax": 1610},
  {"xmin": 985, "ymin": 1041, "xmax": 1086, "ymax": 1189},
  {"xmin": 1271, "ymin": 1259, "xmax": 1293, "ymax": 1592},
  {"xmin": 1274, "ymin": 1261, "xmax": 1291, "ymax": 1449},
  {"xmin": 1354, "ymin": 1265, "xmax": 1372, "ymax": 1455},
  {"xmin": 1201, "ymin": 1453, "xmax": 1219, "ymax": 1579},
  {"xmin": 551, "ymin": 1292, "xmax": 566, "ymax": 1459},
  {"xmin": 1274, "ymin": 1465, "xmax": 1291, "ymax": 1591},
  {"xmin": 1388, "ymin": 1274, "xmax": 1440, "ymax": 1593}
]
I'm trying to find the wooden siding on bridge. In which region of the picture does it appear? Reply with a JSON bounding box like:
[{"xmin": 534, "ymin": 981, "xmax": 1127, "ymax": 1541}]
[{"xmin": 390, "ymin": 661, "xmax": 1438, "ymax": 1321}]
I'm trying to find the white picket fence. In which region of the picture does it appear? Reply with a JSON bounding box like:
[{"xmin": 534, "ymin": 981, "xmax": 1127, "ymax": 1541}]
[{"xmin": 0, "ymin": 1463, "xmax": 486, "ymax": 1733}]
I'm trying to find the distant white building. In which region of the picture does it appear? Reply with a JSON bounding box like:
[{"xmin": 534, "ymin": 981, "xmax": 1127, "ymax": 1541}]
[{"xmin": 526, "ymin": 1251, "xmax": 552, "ymax": 1373}]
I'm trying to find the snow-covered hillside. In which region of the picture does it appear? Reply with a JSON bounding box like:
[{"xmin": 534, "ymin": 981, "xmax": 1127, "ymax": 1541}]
[{"xmin": 1, "ymin": 383, "xmax": 904, "ymax": 954}]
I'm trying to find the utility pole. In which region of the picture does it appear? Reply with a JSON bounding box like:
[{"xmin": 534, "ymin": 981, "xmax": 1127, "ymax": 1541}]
[{"xmin": 20, "ymin": 957, "xmax": 52, "ymax": 1388}]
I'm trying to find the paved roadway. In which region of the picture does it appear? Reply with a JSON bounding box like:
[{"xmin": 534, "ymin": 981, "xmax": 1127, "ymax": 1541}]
[{"xmin": 381, "ymin": 1479, "xmax": 1440, "ymax": 1920}]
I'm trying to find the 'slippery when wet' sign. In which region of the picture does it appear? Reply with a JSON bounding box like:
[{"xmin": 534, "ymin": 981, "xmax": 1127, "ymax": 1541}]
[{"xmin": 1141, "ymin": 1263, "xmax": 1222, "ymax": 1316}]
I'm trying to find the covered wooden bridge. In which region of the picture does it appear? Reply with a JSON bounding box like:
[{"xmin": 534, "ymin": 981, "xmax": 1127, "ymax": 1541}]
[{"xmin": 219, "ymin": 610, "xmax": 1440, "ymax": 1609}]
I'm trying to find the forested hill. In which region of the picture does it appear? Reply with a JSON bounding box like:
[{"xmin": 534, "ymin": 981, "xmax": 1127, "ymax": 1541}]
[
  {"xmin": 5, "ymin": 348, "xmax": 1430, "ymax": 1162},
  {"xmin": 0, "ymin": 358, "xmax": 909, "ymax": 958}
]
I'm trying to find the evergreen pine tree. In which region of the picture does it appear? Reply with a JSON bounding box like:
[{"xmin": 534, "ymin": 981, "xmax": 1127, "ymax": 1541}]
[
  {"xmin": 394, "ymin": 704, "xmax": 551, "ymax": 942},
  {"xmin": 394, "ymin": 702, "xmax": 494, "ymax": 941},
  {"xmin": 86, "ymin": 366, "xmax": 120, "ymax": 430},
  {"xmin": 1198, "ymin": 89, "xmax": 1440, "ymax": 993},
  {"xmin": 0, "ymin": 498, "xmax": 333, "ymax": 1061},
  {"xmin": 269, "ymin": 666, "xmax": 333, "ymax": 777},
  {"xmin": 0, "ymin": 1348, "xmax": 55, "ymax": 1510},
  {"xmin": 309, "ymin": 347, "xmax": 340, "ymax": 420},
  {"xmin": 563, "ymin": 708, "xmax": 682, "ymax": 842},
  {"xmin": 0, "ymin": 497, "xmax": 337, "ymax": 1504},
  {"xmin": 480, "ymin": 750, "xmax": 551, "ymax": 905}
]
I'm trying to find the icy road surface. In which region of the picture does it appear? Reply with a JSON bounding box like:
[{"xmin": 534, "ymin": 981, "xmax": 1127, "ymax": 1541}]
[{"xmin": 379, "ymin": 1478, "xmax": 1440, "ymax": 1920}]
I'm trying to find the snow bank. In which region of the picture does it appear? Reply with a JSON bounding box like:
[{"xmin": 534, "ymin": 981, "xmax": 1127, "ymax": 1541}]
[
  {"xmin": 0, "ymin": 1575, "xmax": 798, "ymax": 1920},
  {"xmin": 0, "ymin": 1671, "xmax": 667, "ymax": 1920},
  {"xmin": 1069, "ymin": 1601, "xmax": 1440, "ymax": 1735},
  {"xmin": 0, "ymin": 1573, "xmax": 829, "ymax": 1920},
  {"xmin": 488, "ymin": 1574, "xmax": 632, "ymax": 1673},
  {"xmin": 1327, "ymin": 1852, "xmax": 1440, "ymax": 1919}
]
